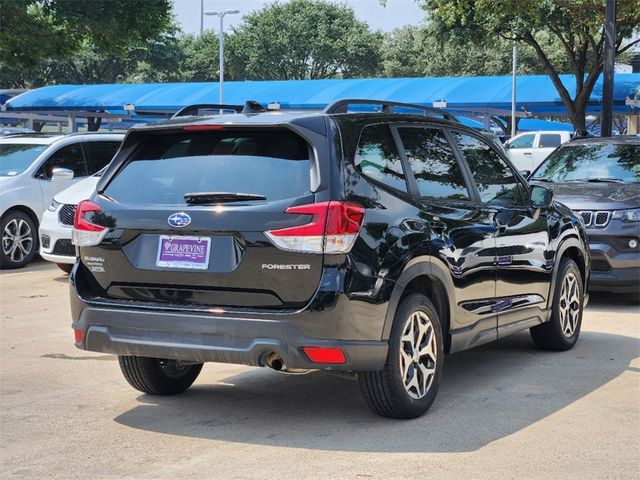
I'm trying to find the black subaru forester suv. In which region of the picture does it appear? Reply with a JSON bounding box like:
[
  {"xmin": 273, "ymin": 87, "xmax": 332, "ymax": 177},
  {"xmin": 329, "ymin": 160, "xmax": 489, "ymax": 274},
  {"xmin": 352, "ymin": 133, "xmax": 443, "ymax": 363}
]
[{"xmin": 70, "ymin": 100, "xmax": 589, "ymax": 419}]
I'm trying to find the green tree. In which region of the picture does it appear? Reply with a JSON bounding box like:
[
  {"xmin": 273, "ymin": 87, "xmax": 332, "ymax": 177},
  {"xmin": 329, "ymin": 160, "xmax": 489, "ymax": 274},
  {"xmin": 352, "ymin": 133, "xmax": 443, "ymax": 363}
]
[
  {"xmin": 0, "ymin": 0, "xmax": 173, "ymax": 85},
  {"xmin": 226, "ymin": 0, "xmax": 383, "ymax": 80},
  {"xmin": 422, "ymin": 0, "xmax": 640, "ymax": 133},
  {"xmin": 382, "ymin": 23, "xmax": 572, "ymax": 78}
]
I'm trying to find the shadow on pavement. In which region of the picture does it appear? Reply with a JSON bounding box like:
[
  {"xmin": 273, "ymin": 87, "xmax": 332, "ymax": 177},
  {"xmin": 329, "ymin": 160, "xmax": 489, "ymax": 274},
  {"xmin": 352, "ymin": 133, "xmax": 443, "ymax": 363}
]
[{"xmin": 114, "ymin": 329, "xmax": 638, "ymax": 453}]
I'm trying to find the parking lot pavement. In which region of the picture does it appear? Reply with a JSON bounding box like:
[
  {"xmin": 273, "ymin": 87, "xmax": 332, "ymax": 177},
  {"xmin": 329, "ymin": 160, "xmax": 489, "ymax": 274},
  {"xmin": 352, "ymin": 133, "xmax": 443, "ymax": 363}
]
[{"xmin": 1, "ymin": 260, "xmax": 639, "ymax": 480}]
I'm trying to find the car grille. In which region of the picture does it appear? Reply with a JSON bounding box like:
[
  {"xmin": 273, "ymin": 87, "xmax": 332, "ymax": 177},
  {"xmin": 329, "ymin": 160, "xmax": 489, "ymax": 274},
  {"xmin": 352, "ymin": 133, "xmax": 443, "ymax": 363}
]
[
  {"xmin": 58, "ymin": 204, "xmax": 76, "ymax": 226},
  {"xmin": 52, "ymin": 239, "xmax": 76, "ymax": 257},
  {"xmin": 577, "ymin": 210, "xmax": 610, "ymax": 228},
  {"xmin": 590, "ymin": 259, "xmax": 612, "ymax": 273}
]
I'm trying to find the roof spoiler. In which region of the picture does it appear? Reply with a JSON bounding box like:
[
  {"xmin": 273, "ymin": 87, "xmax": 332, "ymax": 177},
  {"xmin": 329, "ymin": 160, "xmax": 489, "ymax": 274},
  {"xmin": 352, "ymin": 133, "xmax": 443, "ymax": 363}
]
[
  {"xmin": 323, "ymin": 98, "xmax": 460, "ymax": 123},
  {"xmin": 172, "ymin": 103, "xmax": 244, "ymax": 118},
  {"xmin": 172, "ymin": 100, "xmax": 269, "ymax": 118}
]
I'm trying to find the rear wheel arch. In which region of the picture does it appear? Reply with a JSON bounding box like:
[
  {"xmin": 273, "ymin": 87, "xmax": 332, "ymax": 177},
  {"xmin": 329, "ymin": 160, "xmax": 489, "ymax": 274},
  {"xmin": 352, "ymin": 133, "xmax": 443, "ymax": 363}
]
[
  {"xmin": 548, "ymin": 238, "xmax": 588, "ymax": 310},
  {"xmin": 383, "ymin": 256, "xmax": 454, "ymax": 353}
]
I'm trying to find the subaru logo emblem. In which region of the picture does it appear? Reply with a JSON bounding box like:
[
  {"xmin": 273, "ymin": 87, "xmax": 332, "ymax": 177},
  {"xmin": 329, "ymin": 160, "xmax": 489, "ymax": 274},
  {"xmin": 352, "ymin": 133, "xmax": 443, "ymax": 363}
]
[{"xmin": 168, "ymin": 212, "xmax": 191, "ymax": 228}]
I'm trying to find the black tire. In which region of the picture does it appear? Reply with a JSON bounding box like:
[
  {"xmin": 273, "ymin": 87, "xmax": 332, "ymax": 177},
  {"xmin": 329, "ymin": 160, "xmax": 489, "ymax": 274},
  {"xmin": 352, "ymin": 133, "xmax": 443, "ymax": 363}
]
[
  {"xmin": 118, "ymin": 356, "xmax": 203, "ymax": 395},
  {"xmin": 0, "ymin": 210, "xmax": 38, "ymax": 269},
  {"xmin": 57, "ymin": 263, "xmax": 73, "ymax": 274},
  {"xmin": 358, "ymin": 293, "xmax": 444, "ymax": 419},
  {"xmin": 530, "ymin": 258, "xmax": 584, "ymax": 351}
]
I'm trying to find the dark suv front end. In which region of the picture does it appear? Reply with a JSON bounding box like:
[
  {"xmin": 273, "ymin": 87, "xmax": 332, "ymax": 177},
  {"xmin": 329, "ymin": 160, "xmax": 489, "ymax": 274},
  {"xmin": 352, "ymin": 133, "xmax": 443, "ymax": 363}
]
[{"xmin": 530, "ymin": 137, "xmax": 640, "ymax": 294}]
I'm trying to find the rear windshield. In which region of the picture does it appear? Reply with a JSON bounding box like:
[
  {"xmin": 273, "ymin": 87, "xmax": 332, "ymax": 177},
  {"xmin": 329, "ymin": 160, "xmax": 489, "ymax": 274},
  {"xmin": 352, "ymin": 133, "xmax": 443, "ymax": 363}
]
[
  {"xmin": 0, "ymin": 144, "xmax": 47, "ymax": 176},
  {"xmin": 104, "ymin": 129, "xmax": 312, "ymax": 205},
  {"xmin": 533, "ymin": 143, "xmax": 639, "ymax": 182}
]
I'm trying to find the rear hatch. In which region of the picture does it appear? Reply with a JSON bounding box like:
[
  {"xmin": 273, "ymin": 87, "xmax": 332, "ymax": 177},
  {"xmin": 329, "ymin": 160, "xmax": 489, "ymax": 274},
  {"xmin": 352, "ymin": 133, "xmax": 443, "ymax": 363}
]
[{"xmin": 78, "ymin": 126, "xmax": 325, "ymax": 309}]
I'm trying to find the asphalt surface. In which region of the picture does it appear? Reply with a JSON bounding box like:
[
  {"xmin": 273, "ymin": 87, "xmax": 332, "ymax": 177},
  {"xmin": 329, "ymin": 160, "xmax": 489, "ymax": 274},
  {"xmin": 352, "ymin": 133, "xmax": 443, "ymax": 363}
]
[{"xmin": 1, "ymin": 259, "xmax": 639, "ymax": 479}]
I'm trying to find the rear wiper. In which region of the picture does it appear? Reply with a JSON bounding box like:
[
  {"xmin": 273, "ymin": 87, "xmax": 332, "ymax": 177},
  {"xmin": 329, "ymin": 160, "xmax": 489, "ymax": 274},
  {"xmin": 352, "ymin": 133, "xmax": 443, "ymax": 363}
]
[
  {"xmin": 567, "ymin": 178, "xmax": 625, "ymax": 183},
  {"xmin": 184, "ymin": 192, "xmax": 267, "ymax": 204},
  {"xmin": 529, "ymin": 177, "xmax": 554, "ymax": 183}
]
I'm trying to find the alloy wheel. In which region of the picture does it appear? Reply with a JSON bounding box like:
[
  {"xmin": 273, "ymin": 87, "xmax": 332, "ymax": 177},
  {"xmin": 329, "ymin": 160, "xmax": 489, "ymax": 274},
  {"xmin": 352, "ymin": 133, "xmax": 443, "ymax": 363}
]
[
  {"xmin": 2, "ymin": 218, "xmax": 33, "ymax": 264},
  {"xmin": 558, "ymin": 272, "xmax": 581, "ymax": 337},
  {"xmin": 399, "ymin": 310, "xmax": 438, "ymax": 400}
]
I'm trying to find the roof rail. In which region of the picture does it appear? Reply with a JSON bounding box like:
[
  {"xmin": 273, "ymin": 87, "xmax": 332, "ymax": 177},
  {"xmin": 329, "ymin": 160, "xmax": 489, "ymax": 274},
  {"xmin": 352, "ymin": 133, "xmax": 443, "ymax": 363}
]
[
  {"xmin": 323, "ymin": 99, "xmax": 460, "ymax": 123},
  {"xmin": 172, "ymin": 103, "xmax": 244, "ymax": 118}
]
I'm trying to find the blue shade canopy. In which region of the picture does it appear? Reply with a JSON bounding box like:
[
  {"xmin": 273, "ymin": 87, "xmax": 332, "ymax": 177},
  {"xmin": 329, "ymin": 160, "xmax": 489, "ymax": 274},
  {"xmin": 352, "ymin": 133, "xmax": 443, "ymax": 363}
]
[{"xmin": 5, "ymin": 74, "xmax": 639, "ymax": 115}]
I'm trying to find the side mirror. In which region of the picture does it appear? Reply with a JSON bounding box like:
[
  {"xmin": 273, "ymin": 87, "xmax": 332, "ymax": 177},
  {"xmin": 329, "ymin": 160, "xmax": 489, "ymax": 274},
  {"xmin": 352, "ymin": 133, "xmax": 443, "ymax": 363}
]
[
  {"xmin": 519, "ymin": 170, "xmax": 531, "ymax": 180},
  {"xmin": 51, "ymin": 167, "xmax": 74, "ymax": 182},
  {"xmin": 503, "ymin": 141, "xmax": 510, "ymax": 149},
  {"xmin": 530, "ymin": 185, "xmax": 553, "ymax": 209}
]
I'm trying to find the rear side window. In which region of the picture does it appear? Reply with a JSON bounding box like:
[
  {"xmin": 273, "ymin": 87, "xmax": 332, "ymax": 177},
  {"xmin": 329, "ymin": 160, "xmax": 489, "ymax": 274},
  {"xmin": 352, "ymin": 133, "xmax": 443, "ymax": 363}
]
[
  {"xmin": 104, "ymin": 129, "xmax": 311, "ymax": 205},
  {"xmin": 355, "ymin": 124, "xmax": 407, "ymax": 192},
  {"xmin": 539, "ymin": 134, "xmax": 562, "ymax": 148},
  {"xmin": 83, "ymin": 141, "xmax": 120, "ymax": 174},
  {"xmin": 398, "ymin": 127, "xmax": 470, "ymax": 201},
  {"xmin": 453, "ymin": 132, "xmax": 527, "ymax": 207}
]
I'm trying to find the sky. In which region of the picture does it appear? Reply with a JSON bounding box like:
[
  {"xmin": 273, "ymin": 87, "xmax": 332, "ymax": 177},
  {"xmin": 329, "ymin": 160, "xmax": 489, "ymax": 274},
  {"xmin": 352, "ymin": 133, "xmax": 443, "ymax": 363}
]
[{"xmin": 172, "ymin": 0, "xmax": 426, "ymax": 34}]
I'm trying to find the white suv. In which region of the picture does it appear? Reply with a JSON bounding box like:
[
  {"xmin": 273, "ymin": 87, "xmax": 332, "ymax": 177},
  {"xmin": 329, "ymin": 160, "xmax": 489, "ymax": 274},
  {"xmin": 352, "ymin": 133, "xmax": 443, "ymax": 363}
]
[
  {"xmin": 504, "ymin": 130, "xmax": 571, "ymax": 173},
  {"xmin": 0, "ymin": 133, "xmax": 123, "ymax": 269}
]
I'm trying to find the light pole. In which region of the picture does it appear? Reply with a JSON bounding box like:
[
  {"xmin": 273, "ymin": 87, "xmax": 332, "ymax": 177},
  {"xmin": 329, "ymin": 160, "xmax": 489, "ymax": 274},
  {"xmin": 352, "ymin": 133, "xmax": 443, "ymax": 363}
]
[
  {"xmin": 204, "ymin": 9, "xmax": 239, "ymax": 107},
  {"xmin": 511, "ymin": 37, "xmax": 518, "ymax": 138}
]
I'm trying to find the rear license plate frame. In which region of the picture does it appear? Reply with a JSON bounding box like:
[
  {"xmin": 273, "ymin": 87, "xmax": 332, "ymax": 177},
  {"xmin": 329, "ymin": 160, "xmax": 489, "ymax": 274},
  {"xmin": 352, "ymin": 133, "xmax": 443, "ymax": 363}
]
[{"xmin": 156, "ymin": 235, "xmax": 211, "ymax": 270}]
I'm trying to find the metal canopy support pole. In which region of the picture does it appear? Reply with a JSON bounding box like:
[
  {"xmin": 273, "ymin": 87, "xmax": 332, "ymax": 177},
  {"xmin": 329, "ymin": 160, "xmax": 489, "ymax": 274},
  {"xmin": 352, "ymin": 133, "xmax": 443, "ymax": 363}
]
[
  {"xmin": 511, "ymin": 38, "xmax": 518, "ymax": 138},
  {"xmin": 218, "ymin": 13, "xmax": 224, "ymax": 106},
  {"xmin": 68, "ymin": 114, "xmax": 77, "ymax": 133},
  {"xmin": 601, "ymin": 0, "xmax": 616, "ymax": 137}
]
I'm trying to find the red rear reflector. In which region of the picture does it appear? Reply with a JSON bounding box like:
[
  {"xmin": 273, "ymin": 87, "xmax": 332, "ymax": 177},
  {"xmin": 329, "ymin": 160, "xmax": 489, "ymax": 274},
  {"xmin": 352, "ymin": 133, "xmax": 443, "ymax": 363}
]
[
  {"xmin": 182, "ymin": 124, "xmax": 225, "ymax": 131},
  {"xmin": 74, "ymin": 328, "xmax": 84, "ymax": 343},
  {"xmin": 302, "ymin": 346, "xmax": 346, "ymax": 364}
]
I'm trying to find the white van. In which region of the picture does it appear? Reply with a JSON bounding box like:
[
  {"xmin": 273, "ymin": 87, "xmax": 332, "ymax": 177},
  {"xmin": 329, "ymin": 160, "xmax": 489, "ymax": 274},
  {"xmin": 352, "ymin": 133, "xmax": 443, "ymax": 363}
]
[{"xmin": 505, "ymin": 130, "xmax": 572, "ymax": 173}]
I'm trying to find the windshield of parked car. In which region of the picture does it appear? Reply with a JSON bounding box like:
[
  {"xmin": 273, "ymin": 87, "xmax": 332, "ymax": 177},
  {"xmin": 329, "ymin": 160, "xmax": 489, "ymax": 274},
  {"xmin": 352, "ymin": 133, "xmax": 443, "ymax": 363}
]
[
  {"xmin": 532, "ymin": 143, "xmax": 640, "ymax": 182},
  {"xmin": 0, "ymin": 144, "xmax": 48, "ymax": 176}
]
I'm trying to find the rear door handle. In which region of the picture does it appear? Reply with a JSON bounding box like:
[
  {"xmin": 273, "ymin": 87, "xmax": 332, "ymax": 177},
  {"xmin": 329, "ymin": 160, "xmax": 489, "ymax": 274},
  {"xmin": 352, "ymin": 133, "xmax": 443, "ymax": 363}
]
[{"xmin": 523, "ymin": 152, "xmax": 532, "ymax": 155}]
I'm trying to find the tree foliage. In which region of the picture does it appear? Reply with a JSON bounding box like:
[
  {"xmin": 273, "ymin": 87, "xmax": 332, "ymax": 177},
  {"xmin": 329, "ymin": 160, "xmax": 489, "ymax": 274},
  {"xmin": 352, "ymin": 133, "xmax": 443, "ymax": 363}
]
[
  {"xmin": 382, "ymin": 24, "xmax": 573, "ymax": 78},
  {"xmin": 0, "ymin": 0, "xmax": 173, "ymax": 79},
  {"xmin": 225, "ymin": 0, "xmax": 383, "ymax": 80},
  {"xmin": 422, "ymin": 0, "xmax": 640, "ymax": 132}
]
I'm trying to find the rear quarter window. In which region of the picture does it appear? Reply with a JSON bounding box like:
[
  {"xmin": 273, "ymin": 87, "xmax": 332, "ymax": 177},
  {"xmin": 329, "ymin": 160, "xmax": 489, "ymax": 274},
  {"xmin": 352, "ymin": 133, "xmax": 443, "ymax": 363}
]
[
  {"xmin": 539, "ymin": 134, "xmax": 562, "ymax": 148},
  {"xmin": 104, "ymin": 129, "xmax": 312, "ymax": 205}
]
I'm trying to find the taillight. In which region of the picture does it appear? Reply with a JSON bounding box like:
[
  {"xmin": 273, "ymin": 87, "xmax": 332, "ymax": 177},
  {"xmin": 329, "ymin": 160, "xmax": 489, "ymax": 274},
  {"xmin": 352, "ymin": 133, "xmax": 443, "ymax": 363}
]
[
  {"xmin": 72, "ymin": 200, "xmax": 108, "ymax": 247},
  {"xmin": 265, "ymin": 201, "xmax": 364, "ymax": 254}
]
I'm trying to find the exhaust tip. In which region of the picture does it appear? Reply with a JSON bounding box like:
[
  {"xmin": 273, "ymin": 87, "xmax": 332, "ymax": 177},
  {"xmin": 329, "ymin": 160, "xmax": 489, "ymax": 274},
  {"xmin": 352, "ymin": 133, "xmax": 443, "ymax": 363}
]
[{"xmin": 265, "ymin": 352, "xmax": 284, "ymax": 371}]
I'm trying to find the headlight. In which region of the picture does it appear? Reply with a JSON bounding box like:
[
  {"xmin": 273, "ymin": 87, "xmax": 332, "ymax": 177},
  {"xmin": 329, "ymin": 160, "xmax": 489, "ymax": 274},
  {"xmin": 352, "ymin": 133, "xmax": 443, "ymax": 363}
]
[
  {"xmin": 612, "ymin": 208, "xmax": 640, "ymax": 222},
  {"xmin": 48, "ymin": 200, "xmax": 61, "ymax": 212}
]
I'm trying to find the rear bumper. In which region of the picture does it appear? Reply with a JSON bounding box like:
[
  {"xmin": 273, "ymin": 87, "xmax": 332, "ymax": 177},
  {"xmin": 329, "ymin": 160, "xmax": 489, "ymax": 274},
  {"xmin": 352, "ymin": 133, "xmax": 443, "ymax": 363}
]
[{"xmin": 70, "ymin": 264, "xmax": 390, "ymax": 371}]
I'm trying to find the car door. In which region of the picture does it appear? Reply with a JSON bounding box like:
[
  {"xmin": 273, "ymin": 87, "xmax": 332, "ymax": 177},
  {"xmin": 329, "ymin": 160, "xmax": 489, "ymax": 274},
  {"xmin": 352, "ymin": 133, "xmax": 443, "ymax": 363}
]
[
  {"xmin": 506, "ymin": 133, "xmax": 536, "ymax": 171},
  {"xmin": 394, "ymin": 125, "xmax": 499, "ymax": 351},
  {"xmin": 36, "ymin": 142, "xmax": 88, "ymax": 210},
  {"xmin": 534, "ymin": 133, "xmax": 562, "ymax": 169},
  {"xmin": 451, "ymin": 130, "xmax": 552, "ymax": 335}
]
